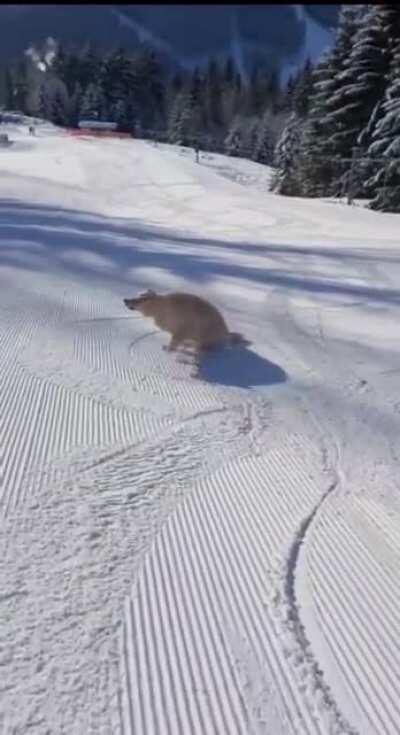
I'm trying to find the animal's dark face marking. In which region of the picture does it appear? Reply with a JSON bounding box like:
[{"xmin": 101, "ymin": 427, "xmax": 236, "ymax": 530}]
[{"xmin": 123, "ymin": 290, "xmax": 157, "ymax": 311}]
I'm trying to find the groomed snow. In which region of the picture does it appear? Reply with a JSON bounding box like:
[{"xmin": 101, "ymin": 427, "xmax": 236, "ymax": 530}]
[{"xmin": 0, "ymin": 120, "xmax": 399, "ymax": 735}]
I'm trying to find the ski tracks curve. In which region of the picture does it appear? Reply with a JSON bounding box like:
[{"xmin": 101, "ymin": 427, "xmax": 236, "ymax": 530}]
[{"xmin": 265, "ymin": 289, "xmax": 400, "ymax": 735}]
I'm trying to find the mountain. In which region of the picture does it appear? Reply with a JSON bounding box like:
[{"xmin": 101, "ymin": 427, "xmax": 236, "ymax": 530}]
[{"xmin": 0, "ymin": 4, "xmax": 339, "ymax": 77}]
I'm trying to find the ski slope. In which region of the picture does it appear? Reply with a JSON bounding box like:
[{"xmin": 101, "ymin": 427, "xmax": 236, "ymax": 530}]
[{"xmin": 0, "ymin": 121, "xmax": 399, "ymax": 735}]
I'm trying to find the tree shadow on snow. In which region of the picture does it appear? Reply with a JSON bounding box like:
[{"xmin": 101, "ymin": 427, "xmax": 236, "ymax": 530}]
[
  {"xmin": 198, "ymin": 345, "xmax": 286, "ymax": 389},
  {"xmin": 2, "ymin": 199, "xmax": 400, "ymax": 310}
]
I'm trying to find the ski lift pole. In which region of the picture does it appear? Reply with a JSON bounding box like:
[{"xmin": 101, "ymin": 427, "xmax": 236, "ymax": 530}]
[
  {"xmin": 383, "ymin": 158, "xmax": 390, "ymax": 202},
  {"xmin": 347, "ymin": 146, "xmax": 358, "ymax": 205}
]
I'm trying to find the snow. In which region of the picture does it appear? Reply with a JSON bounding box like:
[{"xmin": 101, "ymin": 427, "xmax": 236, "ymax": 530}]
[{"xmin": 1, "ymin": 120, "xmax": 400, "ymax": 735}]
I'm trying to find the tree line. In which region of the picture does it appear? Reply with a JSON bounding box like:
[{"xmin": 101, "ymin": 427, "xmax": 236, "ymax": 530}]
[
  {"xmin": 0, "ymin": 40, "xmax": 308, "ymax": 166},
  {"xmin": 273, "ymin": 4, "xmax": 400, "ymax": 213}
]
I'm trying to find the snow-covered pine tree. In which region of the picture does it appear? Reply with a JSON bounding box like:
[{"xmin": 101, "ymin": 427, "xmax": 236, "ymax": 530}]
[
  {"xmin": 168, "ymin": 67, "xmax": 205, "ymax": 145},
  {"xmin": 167, "ymin": 88, "xmax": 195, "ymax": 146},
  {"xmin": 38, "ymin": 80, "xmax": 52, "ymax": 121},
  {"xmin": 296, "ymin": 6, "xmax": 362, "ymax": 197},
  {"xmin": 100, "ymin": 47, "xmax": 132, "ymax": 120},
  {"xmin": 122, "ymin": 94, "xmax": 138, "ymax": 135},
  {"xmin": 79, "ymin": 45, "xmax": 101, "ymax": 91},
  {"xmin": 50, "ymin": 79, "xmax": 70, "ymax": 126},
  {"xmin": 165, "ymin": 71, "xmax": 184, "ymax": 123},
  {"xmin": 13, "ymin": 59, "xmax": 28, "ymax": 112},
  {"xmin": 241, "ymin": 117, "xmax": 259, "ymax": 159},
  {"xmin": 80, "ymin": 82, "xmax": 105, "ymax": 120},
  {"xmin": 280, "ymin": 74, "xmax": 296, "ymax": 113},
  {"xmin": 4, "ymin": 68, "xmax": 14, "ymax": 109},
  {"xmin": 292, "ymin": 58, "xmax": 313, "ymax": 118},
  {"xmin": 248, "ymin": 66, "xmax": 268, "ymax": 117},
  {"xmin": 368, "ymin": 27, "xmax": 400, "ymax": 212},
  {"xmin": 224, "ymin": 117, "xmax": 243, "ymax": 157},
  {"xmin": 220, "ymin": 59, "xmax": 238, "ymax": 128},
  {"xmin": 233, "ymin": 71, "xmax": 244, "ymax": 117},
  {"xmin": 253, "ymin": 109, "xmax": 274, "ymax": 164},
  {"xmin": 68, "ymin": 81, "xmax": 83, "ymax": 127},
  {"xmin": 204, "ymin": 57, "xmax": 222, "ymax": 131},
  {"xmin": 112, "ymin": 98, "xmax": 127, "ymax": 128},
  {"xmin": 224, "ymin": 56, "xmax": 235, "ymax": 85},
  {"xmin": 52, "ymin": 44, "xmax": 68, "ymax": 91},
  {"xmin": 133, "ymin": 48, "xmax": 166, "ymax": 131},
  {"xmin": 265, "ymin": 69, "xmax": 280, "ymax": 114},
  {"xmin": 167, "ymin": 91, "xmax": 183, "ymax": 143},
  {"xmin": 271, "ymin": 111, "xmax": 302, "ymax": 195},
  {"xmin": 322, "ymin": 4, "xmax": 390, "ymax": 198},
  {"xmin": 295, "ymin": 54, "xmax": 336, "ymax": 196},
  {"xmin": 37, "ymin": 76, "xmax": 69, "ymax": 125}
]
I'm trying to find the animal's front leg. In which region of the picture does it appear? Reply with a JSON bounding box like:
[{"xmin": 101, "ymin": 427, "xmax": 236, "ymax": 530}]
[{"xmin": 163, "ymin": 333, "xmax": 182, "ymax": 352}]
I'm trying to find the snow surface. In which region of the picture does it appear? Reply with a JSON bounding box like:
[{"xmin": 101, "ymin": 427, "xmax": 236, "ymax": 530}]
[{"xmin": 1, "ymin": 120, "xmax": 400, "ymax": 735}]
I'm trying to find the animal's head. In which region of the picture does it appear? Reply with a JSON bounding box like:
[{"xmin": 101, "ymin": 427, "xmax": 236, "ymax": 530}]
[{"xmin": 123, "ymin": 289, "xmax": 159, "ymax": 315}]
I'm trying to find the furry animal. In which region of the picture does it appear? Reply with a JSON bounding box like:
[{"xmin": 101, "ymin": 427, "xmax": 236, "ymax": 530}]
[{"xmin": 124, "ymin": 290, "xmax": 249, "ymax": 353}]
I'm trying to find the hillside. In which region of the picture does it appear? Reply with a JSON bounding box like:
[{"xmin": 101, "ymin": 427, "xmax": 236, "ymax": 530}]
[{"xmin": 0, "ymin": 119, "xmax": 399, "ymax": 735}]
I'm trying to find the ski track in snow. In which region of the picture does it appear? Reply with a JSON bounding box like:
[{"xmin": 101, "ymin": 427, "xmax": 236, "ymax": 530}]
[
  {"xmin": 119, "ymin": 448, "xmax": 337, "ymax": 735},
  {"xmin": 1, "ymin": 122, "xmax": 400, "ymax": 734}
]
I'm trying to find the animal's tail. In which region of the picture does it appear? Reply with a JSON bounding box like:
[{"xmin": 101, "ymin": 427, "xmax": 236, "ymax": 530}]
[{"xmin": 228, "ymin": 331, "xmax": 251, "ymax": 347}]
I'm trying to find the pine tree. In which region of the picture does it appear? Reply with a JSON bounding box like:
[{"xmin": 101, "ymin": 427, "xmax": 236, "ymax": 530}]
[
  {"xmin": 233, "ymin": 72, "xmax": 243, "ymax": 115},
  {"xmin": 249, "ymin": 66, "xmax": 264, "ymax": 116},
  {"xmin": 13, "ymin": 60, "xmax": 28, "ymax": 112},
  {"xmin": 50, "ymin": 79, "xmax": 69, "ymax": 126},
  {"xmin": 224, "ymin": 117, "xmax": 243, "ymax": 157},
  {"xmin": 240, "ymin": 117, "xmax": 259, "ymax": 159},
  {"xmin": 167, "ymin": 91, "xmax": 182, "ymax": 143},
  {"xmin": 220, "ymin": 58, "xmax": 238, "ymax": 127},
  {"xmin": 296, "ymin": 6, "xmax": 362, "ymax": 196},
  {"xmin": 253, "ymin": 110, "xmax": 274, "ymax": 164},
  {"xmin": 189, "ymin": 66, "xmax": 205, "ymax": 133},
  {"xmin": 165, "ymin": 71, "xmax": 183, "ymax": 131},
  {"xmin": 265, "ymin": 69, "xmax": 280, "ymax": 113},
  {"xmin": 80, "ymin": 82, "xmax": 105, "ymax": 120},
  {"xmin": 205, "ymin": 57, "xmax": 222, "ymax": 130},
  {"xmin": 167, "ymin": 89, "xmax": 195, "ymax": 146},
  {"xmin": 368, "ymin": 32, "xmax": 400, "ymax": 212},
  {"xmin": 128, "ymin": 47, "xmax": 166, "ymax": 132},
  {"xmin": 292, "ymin": 59, "xmax": 313, "ymax": 118},
  {"xmin": 295, "ymin": 54, "xmax": 335, "ymax": 196},
  {"xmin": 79, "ymin": 45, "xmax": 100, "ymax": 90},
  {"xmin": 224, "ymin": 56, "xmax": 235, "ymax": 85},
  {"xmin": 278, "ymin": 74, "xmax": 295, "ymax": 114},
  {"xmin": 168, "ymin": 68, "xmax": 204, "ymax": 144},
  {"xmin": 271, "ymin": 112, "xmax": 302, "ymax": 195},
  {"xmin": 52, "ymin": 44, "xmax": 68, "ymax": 87},
  {"xmin": 38, "ymin": 81, "xmax": 52, "ymax": 121},
  {"xmin": 68, "ymin": 81, "xmax": 83, "ymax": 127},
  {"xmin": 325, "ymin": 5, "xmax": 390, "ymax": 163},
  {"xmin": 101, "ymin": 47, "xmax": 133, "ymax": 119},
  {"xmin": 5, "ymin": 68, "xmax": 14, "ymax": 109},
  {"xmin": 171, "ymin": 71, "xmax": 184, "ymax": 95}
]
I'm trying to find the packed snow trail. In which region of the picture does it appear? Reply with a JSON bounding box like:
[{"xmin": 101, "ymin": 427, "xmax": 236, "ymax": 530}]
[{"xmin": 0, "ymin": 121, "xmax": 399, "ymax": 734}]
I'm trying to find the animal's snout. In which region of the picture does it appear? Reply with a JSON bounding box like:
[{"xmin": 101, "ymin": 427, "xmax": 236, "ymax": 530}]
[{"xmin": 124, "ymin": 298, "xmax": 137, "ymax": 310}]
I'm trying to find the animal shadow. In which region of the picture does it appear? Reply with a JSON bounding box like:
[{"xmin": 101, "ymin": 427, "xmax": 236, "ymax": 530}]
[{"xmin": 198, "ymin": 345, "xmax": 287, "ymax": 389}]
